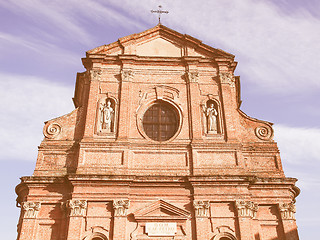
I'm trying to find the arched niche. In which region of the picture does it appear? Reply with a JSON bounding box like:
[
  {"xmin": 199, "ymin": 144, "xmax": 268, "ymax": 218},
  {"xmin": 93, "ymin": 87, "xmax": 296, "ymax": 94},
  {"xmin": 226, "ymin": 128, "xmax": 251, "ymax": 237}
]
[
  {"xmin": 83, "ymin": 230, "xmax": 108, "ymax": 240},
  {"xmin": 212, "ymin": 232, "xmax": 237, "ymax": 240},
  {"xmin": 96, "ymin": 97, "xmax": 118, "ymax": 136},
  {"xmin": 201, "ymin": 98, "xmax": 222, "ymax": 135}
]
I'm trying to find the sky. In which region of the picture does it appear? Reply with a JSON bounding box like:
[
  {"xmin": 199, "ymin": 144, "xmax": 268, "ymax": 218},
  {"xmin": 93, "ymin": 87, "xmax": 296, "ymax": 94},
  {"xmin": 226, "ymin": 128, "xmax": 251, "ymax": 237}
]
[{"xmin": 0, "ymin": 0, "xmax": 319, "ymax": 239}]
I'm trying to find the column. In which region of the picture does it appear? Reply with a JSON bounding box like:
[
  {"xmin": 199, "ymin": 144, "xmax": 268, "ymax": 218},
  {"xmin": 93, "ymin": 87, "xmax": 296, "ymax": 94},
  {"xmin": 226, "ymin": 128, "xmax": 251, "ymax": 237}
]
[
  {"xmin": 193, "ymin": 200, "xmax": 210, "ymax": 240},
  {"xmin": 235, "ymin": 200, "xmax": 258, "ymax": 240},
  {"xmin": 112, "ymin": 200, "xmax": 130, "ymax": 240},
  {"xmin": 278, "ymin": 202, "xmax": 299, "ymax": 240},
  {"xmin": 17, "ymin": 202, "xmax": 41, "ymax": 240},
  {"xmin": 66, "ymin": 200, "xmax": 87, "ymax": 240}
]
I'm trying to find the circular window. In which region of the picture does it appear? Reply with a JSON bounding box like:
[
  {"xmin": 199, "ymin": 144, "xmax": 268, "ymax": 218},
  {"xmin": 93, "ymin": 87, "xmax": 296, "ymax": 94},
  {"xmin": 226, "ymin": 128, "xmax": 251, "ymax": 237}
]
[{"xmin": 142, "ymin": 101, "xmax": 179, "ymax": 141}]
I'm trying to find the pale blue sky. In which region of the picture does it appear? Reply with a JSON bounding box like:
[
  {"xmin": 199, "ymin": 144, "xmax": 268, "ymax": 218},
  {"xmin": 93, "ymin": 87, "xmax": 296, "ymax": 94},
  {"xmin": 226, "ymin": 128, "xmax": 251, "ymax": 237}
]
[{"xmin": 0, "ymin": 0, "xmax": 319, "ymax": 239}]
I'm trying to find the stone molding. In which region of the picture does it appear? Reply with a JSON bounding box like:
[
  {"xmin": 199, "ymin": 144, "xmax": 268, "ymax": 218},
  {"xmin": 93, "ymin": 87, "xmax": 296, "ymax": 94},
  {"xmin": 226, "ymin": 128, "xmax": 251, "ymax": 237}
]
[
  {"xmin": 22, "ymin": 202, "xmax": 41, "ymax": 219},
  {"xmin": 186, "ymin": 71, "xmax": 199, "ymax": 83},
  {"xmin": 120, "ymin": 69, "xmax": 134, "ymax": 82},
  {"xmin": 193, "ymin": 200, "xmax": 210, "ymax": 217},
  {"xmin": 219, "ymin": 72, "xmax": 235, "ymax": 86},
  {"xmin": 67, "ymin": 200, "xmax": 87, "ymax": 217},
  {"xmin": 235, "ymin": 200, "xmax": 258, "ymax": 218},
  {"xmin": 113, "ymin": 200, "xmax": 130, "ymax": 217},
  {"xmin": 279, "ymin": 202, "xmax": 296, "ymax": 220}
]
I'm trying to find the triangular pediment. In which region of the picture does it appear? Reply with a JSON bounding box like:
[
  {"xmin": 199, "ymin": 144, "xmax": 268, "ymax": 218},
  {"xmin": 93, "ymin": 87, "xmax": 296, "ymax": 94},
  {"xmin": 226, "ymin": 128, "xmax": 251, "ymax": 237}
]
[
  {"xmin": 133, "ymin": 200, "xmax": 190, "ymax": 221},
  {"xmin": 87, "ymin": 24, "xmax": 234, "ymax": 59}
]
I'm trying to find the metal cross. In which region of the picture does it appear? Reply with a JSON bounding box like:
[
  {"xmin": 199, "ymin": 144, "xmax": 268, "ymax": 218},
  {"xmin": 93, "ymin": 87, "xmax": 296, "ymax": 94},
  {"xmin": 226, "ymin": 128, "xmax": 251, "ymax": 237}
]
[{"xmin": 151, "ymin": 5, "xmax": 169, "ymax": 24}]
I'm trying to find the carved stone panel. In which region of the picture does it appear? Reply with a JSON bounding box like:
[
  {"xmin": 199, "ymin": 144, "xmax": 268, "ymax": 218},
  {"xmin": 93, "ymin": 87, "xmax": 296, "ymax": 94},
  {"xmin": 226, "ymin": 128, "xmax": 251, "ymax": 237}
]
[{"xmin": 22, "ymin": 202, "xmax": 41, "ymax": 218}]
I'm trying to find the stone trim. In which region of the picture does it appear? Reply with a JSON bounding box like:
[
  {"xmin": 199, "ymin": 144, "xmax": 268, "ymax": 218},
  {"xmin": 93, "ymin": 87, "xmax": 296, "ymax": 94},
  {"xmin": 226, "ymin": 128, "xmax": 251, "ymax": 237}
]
[
  {"xmin": 193, "ymin": 200, "xmax": 210, "ymax": 217},
  {"xmin": 67, "ymin": 200, "xmax": 87, "ymax": 217},
  {"xmin": 113, "ymin": 200, "xmax": 130, "ymax": 217},
  {"xmin": 279, "ymin": 202, "xmax": 296, "ymax": 220},
  {"xmin": 22, "ymin": 202, "xmax": 41, "ymax": 219},
  {"xmin": 235, "ymin": 200, "xmax": 258, "ymax": 218}
]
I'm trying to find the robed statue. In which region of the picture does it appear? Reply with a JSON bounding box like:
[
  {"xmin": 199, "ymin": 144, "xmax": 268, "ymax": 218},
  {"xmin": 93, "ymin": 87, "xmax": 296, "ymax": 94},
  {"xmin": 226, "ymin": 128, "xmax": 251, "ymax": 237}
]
[
  {"xmin": 99, "ymin": 99, "xmax": 114, "ymax": 133},
  {"xmin": 203, "ymin": 103, "xmax": 218, "ymax": 134}
]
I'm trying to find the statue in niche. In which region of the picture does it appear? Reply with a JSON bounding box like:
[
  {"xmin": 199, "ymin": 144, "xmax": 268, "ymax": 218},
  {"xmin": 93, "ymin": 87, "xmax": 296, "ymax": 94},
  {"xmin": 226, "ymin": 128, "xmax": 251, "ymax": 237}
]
[
  {"xmin": 203, "ymin": 102, "xmax": 218, "ymax": 134},
  {"xmin": 99, "ymin": 99, "xmax": 114, "ymax": 133}
]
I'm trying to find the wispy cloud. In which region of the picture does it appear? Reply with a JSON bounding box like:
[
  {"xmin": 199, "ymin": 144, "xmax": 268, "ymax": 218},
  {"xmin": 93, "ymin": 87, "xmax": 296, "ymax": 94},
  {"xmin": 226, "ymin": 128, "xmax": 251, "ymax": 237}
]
[
  {"xmin": 0, "ymin": 73, "xmax": 74, "ymax": 162},
  {"xmin": 0, "ymin": 32, "xmax": 79, "ymax": 65},
  {"xmin": 274, "ymin": 124, "xmax": 320, "ymax": 165},
  {"xmin": 106, "ymin": 0, "xmax": 320, "ymax": 94}
]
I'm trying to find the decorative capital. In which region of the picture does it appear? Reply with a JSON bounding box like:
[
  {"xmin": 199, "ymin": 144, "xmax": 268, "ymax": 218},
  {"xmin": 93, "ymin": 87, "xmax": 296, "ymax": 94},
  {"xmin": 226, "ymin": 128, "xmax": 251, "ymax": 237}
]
[
  {"xmin": 90, "ymin": 69, "xmax": 102, "ymax": 81},
  {"xmin": 67, "ymin": 200, "xmax": 87, "ymax": 217},
  {"xmin": 113, "ymin": 200, "xmax": 130, "ymax": 217},
  {"xmin": 193, "ymin": 200, "xmax": 210, "ymax": 217},
  {"xmin": 121, "ymin": 70, "xmax": 134, "ymax": 82},
  {"xmin": 186, "ymin": 71, "xmax": 199, "ymax": 83},
  {"xmin": 235, "ymin": 200, "xmax": 258, "ymax": 218},
  {"xmin": 279, "ymin": 202, "xmax": 296, "ymax": 220},
  {"xmin": 22, "ymin": 202, "xmax": 41, "ymax": 218},
  {"xmin": 219, "ymin": 72, "xmax": 235, "ymax": 86}
]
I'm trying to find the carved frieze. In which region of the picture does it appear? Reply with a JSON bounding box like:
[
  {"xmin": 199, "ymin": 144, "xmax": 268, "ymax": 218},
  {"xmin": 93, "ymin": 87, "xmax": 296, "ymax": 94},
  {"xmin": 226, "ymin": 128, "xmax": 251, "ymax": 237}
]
[
  {"xmin": 120, "ymin": 69, "xmax": 134, "ymax": 82},
  {"xmin": 22, "ymin": 202, "xmax": 41, "ymax": 218},
  {"xmin": 193, "ymin": 200, "xmax": 210, "ymax": 217},
  {"xmin": 186, "ymin": 71, "xmax": 199, "ymax": 83},
  {"xmin": 113, "ymin": 200, "xmax": 130, "ymax": 217},
  {"xmin": 67, "ymin": 200, "xmax": 87, "ymax": 217},
  {"xmin": 219, "ymin": 72, "xmax": 235, "ymax": 86},
  {"xmin": 279, "ymin": 202, "xmax": 296, "ymax": 220},
  {"xmin": 44, "ymin": 123, "xmax": 61, "ymax": 139},
  {"xmin": 235, "ymin": 200, "xmax": 258, "ymax": 218}
]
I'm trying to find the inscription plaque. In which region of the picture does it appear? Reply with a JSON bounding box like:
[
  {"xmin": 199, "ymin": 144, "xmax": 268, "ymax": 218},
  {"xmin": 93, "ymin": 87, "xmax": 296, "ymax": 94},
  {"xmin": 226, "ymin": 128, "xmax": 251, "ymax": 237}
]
[{"xmin": 146, "ymin": 222, "xmax": 177, "ymax": 236}]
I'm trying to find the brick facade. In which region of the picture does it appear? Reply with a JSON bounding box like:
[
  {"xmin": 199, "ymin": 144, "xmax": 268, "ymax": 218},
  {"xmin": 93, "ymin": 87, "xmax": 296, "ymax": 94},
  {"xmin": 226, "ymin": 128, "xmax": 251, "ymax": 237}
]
[{"xmin": 15, "ymin": 25, "xmax": 299, "ymax": 240}]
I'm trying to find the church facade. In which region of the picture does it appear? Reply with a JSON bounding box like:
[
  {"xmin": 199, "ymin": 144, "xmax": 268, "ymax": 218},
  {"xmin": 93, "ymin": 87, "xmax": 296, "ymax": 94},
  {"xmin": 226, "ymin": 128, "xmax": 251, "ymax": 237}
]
[{"xmin": 16, "ymin": 25, "xmax": 300, "ymax": 240}]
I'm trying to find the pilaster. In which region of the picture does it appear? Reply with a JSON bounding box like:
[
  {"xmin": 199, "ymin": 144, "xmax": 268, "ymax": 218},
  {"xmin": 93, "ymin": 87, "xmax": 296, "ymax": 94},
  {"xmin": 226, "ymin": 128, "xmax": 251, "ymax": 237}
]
[
  {"xmin": 17, "ymin": 202, "xmax": 41, "ymax": 240},
  {"xmin": 235, "ymin": 200, "xmax": 258, "ymax": 240},
  {"xmin": 184, "ymin": 57, "xmax": 203, "ymax": 142},
  {"xmin": 279, "ymin": 202, "xmax": 299, "ymax": 240},
  {"xmin": 66, "ymin": 200, "xmax": 87, "ymax": 240},
  {"xmin": 193, "ymin": 200, "xmax": 210, "ymax": 240},
  {"xmin": 112, "ymin": 200, "xmax": 130, "ymax": 240},
  {"xmin": 117, "ymin": 68, "xmax": 134, "ymax": 141}
]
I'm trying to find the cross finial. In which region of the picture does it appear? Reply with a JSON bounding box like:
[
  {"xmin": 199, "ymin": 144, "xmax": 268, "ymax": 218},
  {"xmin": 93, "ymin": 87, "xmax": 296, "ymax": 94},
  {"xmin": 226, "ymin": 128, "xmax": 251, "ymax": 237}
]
[{"xmin": 151, "ymin": 5, "xmax": 169, "ymax": 24}]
